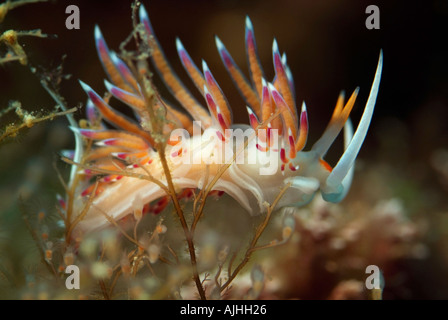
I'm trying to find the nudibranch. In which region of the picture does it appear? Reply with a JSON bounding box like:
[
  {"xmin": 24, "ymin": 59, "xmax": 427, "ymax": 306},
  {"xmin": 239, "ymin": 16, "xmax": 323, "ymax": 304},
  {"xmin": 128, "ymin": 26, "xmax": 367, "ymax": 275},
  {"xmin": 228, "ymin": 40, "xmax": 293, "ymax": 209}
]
[{"xmin": 67, "ymin": 5, "xmax": 382, "ymax": 235}]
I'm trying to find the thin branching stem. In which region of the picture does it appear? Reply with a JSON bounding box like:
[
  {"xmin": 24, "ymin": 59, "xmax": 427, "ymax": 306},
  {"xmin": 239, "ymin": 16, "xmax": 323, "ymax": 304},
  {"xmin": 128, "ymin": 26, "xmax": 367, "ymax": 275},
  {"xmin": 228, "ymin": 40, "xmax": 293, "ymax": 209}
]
[
  {"xmin": 190, "ymin": 110, "xmax": 282, "ymax": 236},
  {"xmin": 157, "ymin": 145, "xmax": 206, "ymax": 299},
  {"xmin": 22, "ymin": 214, "xmax": 60, "ymax": 282},
  {"xmin": 65, "ymin": 181, "xmax": 99, "ymax": 241},
  {"xmin": 61, "ymin": 157, "xmax": 170, "ymax": 194},
  {"xmin": 128, "ymin": 32, "xmax": 207, "ymax": 298},
  {"xmin": 99, "ymin": 280, "xmax": 111, "ymax": 300},
  {"xmin": 219, "ymin": 182, "xmax": 291, "ymax": 293},
  {"xmin": 0, "ymin": 106, "xmax": 77, "ymax": 142}
]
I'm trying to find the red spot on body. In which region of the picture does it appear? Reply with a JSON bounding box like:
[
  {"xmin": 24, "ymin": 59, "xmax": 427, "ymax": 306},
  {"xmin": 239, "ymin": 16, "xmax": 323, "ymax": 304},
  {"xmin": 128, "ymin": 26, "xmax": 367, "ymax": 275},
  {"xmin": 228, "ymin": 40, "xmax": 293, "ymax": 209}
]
[
  {"xmin": 81, "ymin": 185, "xmax": 93, "ymax": 197},
  {"xmin": 204, "ymin": 71, "xmax": 214, "ymax": 87},
  {"xmin": 142, "ymin": 203, "xmax": 151, "ymax": 215},
  {"xmin": 300, "ymin": 110, "xmax": 308, "ymax": 128},
  {"xmin": 81, "ymin": 183, "xmax": 104, "ymax": 197},
  {"xmin": 116, "ymin": 62, "xmax": 129, "ymax": 77},
  {"xmin": 249, "ymin": 112, "xmax": 258, "ymax": 129},
  {"xmin": 79, "ymin": 129, "xmax": 94, "ymax": 138},
  {"xmin": 288, "ymin": 135, "xmax": 296, "ymax": 159},
  {"xmin": 217, "ymin": 112, "xmax": 227, "ymax": 130},
  {"xmin": 152, "ymin": 196, "xmax": 170, "ymax": 215},
  {"xmin": 280, "ymin": 148, "xmax": 288, "ymax": 163},
  {"xmin": 274, "ymin": 54, "xmax": 283, "ymax": 73},
  {"xmin": 216, "ymin": 131, "xmax": 226, "ymax": 142},
  {"xmin": 171, "ymin": 147, "xmax": 183, "ymax": 158},
  {"xmin": 246, "ymin": 30, "xmax": 254, "ymax": 46},
  {"xmin": 180, "ymin": 51, "xmax": 191, "ymax": 68},
  {"xmin": 205, "ymin": 93, "xmax": 217, "ymax": 113},
  {"xmin": 289, "ymin": 162, "xmax": 298, "ymax": 171},
  {"xmin": 88, "ymin": 91, "xmax": 102, "ymax": 106},
  {"xmin": 222, "ymin": 51, "xmax": 233, "ymax": 68},
  {"xmin": 256, "ymin": 143, "xmax": 267, "ymax": 152},
  {"xmin": 57, "ymin": 196, "xmax": 66, "ymax": 210},
  {"xmin": 104, "ymin": 139, "xmax": 116, "ymax": 146}
]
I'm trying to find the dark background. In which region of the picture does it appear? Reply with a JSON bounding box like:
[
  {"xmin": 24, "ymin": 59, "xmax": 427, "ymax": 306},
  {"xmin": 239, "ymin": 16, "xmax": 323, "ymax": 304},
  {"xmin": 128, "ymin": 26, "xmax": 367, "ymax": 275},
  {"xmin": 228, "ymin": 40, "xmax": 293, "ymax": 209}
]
[
  {"xmin": 1, "ymin": 0, "xmax": 447, "ymax": 165},
  {"xmin": 2, "ymin": 0, "xmax": 447, "ymax": 138},
  {"xmin": 2, "ymin": 0, "xmax": 447, "ymax": 207},
  {"xmin": 1, "ymin": 0, "xmax": 448, "ymax": 299}
]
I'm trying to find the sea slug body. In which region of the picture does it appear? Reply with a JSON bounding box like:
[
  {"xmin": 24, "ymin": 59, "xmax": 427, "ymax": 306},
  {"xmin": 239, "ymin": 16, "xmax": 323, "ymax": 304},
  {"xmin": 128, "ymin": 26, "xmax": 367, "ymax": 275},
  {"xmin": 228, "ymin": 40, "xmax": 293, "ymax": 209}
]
[{"xmin": 67, "ymin": 5, "xmax": 383, "ymax": 235}]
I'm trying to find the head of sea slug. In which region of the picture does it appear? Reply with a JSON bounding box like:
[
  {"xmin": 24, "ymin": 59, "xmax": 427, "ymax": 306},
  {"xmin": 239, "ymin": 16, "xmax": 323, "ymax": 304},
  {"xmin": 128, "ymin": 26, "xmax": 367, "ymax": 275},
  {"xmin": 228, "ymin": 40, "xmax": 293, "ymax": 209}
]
[{"xmin": 66, "ymin": 5, "xmax": 382, "ymax": 236}]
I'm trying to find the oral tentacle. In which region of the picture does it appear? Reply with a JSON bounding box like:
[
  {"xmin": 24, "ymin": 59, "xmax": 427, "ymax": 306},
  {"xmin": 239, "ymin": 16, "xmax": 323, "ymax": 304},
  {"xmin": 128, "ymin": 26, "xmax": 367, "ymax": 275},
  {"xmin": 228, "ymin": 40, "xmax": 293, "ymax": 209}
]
[
  {"xmin": 324, "ymin": 50, "xmax": 383, "ymax": 195},
  {"xmin": 336, "ymin": 118, "xmax": 355, "ymax": 201}
]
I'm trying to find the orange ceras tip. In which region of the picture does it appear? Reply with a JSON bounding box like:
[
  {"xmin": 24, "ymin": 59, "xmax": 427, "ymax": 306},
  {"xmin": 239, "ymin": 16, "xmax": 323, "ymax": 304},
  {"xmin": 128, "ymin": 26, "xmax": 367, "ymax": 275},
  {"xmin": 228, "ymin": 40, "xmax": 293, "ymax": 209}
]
[{"xmin": 320, "ymin": 159, "xmax": 333, "ymax": 172}]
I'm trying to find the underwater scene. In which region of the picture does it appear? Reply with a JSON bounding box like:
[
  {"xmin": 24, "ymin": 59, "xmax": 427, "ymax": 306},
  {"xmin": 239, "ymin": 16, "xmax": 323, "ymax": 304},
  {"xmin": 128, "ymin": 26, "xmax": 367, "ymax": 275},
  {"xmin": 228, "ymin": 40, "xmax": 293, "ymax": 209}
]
[{"xmin": 0, "ymin": 0, "xmax": 447, "ymax": 300}]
